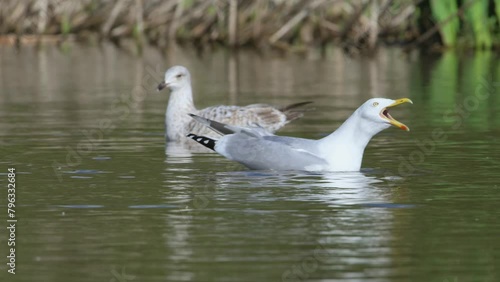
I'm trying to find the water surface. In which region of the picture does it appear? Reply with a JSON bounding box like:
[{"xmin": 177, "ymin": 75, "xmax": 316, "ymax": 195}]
[{"xmin": 0, "ymin": 44, "xmax": 499, "ymax": 282}]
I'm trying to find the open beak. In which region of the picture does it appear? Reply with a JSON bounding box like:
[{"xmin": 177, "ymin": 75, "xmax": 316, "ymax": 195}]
[
  {"xmin": 157, "ymin": 81, "xmax": 167, "ymax": 92},
  {"xmin": 380, "ymin": 98, "xmax": 413, "ymax": 131}
]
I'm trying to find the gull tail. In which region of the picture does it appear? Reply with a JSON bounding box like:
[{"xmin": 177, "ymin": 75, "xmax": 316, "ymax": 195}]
[
  {"xmin": 187, "ymin": 133, "xmax": 216, "ymax": 151},
  {"xmin": 280, "ymin": 101, "xmax": 313, "ymax": 121}
]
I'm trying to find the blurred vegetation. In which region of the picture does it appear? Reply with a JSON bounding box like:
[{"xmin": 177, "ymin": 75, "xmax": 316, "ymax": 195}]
[
  {"xmin": 465, "ymin": 0, "xmax": 492, "ymax": 49},
  {"xmin": 430, "ymin": 0, "xmax": 460, "ymax": 46},
  {"xmin": 0, "ymin": 0, "xmax": 499, "ymax": 52}
]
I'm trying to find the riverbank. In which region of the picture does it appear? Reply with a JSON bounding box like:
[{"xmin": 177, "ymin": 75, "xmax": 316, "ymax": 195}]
[{"xmin": 1, "ymin": 0, "xmax": 499, "ymax": 53}]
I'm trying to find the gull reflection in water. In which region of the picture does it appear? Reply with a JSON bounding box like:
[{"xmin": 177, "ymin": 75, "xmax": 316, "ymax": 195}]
[
  {"xmin": 213, "ymin": 170, "xmax": 390, "ymax": 206},
  {"xmin": 164, "ymin": 140, "xmax": 214, "ymax": 165},
  {"xmin": 165, "ymin": 141, "xmax": 194, "ymax": 163},
  {"xmin": 310, "ymin": 171, "xmax": 387, "ymax": 205}
]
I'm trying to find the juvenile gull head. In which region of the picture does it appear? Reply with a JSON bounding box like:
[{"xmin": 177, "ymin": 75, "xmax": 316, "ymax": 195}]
[{"xmin": 157, "ymin": 65, "xmax": 191, "ymax": 92}]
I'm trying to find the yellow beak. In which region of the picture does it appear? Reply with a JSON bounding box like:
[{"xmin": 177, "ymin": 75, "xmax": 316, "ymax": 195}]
[{"xmin": 380, "ymin": 98, "xmax": 412, "ymax": 131}]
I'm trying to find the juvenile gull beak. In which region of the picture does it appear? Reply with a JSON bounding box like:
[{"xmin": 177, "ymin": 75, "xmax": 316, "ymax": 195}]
[{"xmin": 157, "ymin": 81, "xmax": 167, "ymax": 92}]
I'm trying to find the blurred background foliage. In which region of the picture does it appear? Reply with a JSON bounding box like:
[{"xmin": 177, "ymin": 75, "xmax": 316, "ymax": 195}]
[{"xmin": 0, "ymin": 0, "xmax": 499, "ymax": 52}]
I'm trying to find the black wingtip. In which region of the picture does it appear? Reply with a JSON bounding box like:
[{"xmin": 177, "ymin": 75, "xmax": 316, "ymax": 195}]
[
  {"xmin": 281, "ymin": 101, "xmax": 314, "ymax": 111},
  {"xmin": 186, "ymin": 133, "xmax": 216, "ymax": 151}
]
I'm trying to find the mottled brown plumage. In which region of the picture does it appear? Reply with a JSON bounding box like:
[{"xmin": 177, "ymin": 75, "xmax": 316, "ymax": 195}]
[{"xmin": 158, "ymin": 66, "xmax": 311, "ymax": 142}]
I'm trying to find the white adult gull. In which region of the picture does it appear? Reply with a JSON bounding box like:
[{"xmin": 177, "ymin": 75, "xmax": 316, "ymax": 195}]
[
  {"xmin": 157, "ymin": 65, "xmax": 311, "ymax": 142},
  {"xmin": 186, "ymin": 98, "xmax": 412, "ymax": 172}
]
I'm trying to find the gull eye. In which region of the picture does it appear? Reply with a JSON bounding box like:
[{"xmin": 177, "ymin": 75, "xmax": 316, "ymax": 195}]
[
  {"xmin": 372, "ymin": 102, "xmax": 379, "ymax": 107},
  {"xmin": 176, "ymin": 74, "xmax": 183, "ymax": 78}
]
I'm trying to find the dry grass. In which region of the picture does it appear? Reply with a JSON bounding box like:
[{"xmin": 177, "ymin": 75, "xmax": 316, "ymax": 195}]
[{"xmin": 0, "ymin": 0, "xmax": 497, "ymax": 51}]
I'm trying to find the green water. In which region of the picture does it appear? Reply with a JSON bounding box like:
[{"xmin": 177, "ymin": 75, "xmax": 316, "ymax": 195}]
[{"xmin": 0, "ymin": 44, "xmax": 499, "ymax": 282}]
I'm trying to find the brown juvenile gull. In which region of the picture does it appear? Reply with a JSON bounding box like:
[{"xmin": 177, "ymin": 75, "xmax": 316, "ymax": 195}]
[
  {"xmin": 157, "ymin": 65, "xmax": 311, "ymax": 142},
  {"xmin": 186, "ymin": 98, "xmax": 412, "ymax": 172}
]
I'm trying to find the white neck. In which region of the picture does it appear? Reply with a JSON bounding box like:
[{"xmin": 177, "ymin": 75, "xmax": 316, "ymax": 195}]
[
  {"xmin": 318, "ymin": 109, "xmax": 389, "ymax": 171},
  {"xmin": 165, "ymin": 84, "xmax": 197, "ymax": 141}
]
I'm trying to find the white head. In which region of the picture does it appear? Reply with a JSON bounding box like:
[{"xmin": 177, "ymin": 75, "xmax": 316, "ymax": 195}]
[
  {"xmin": 356, "ymin": 98, "xmax": 412, "ymax": 133},
  {"xmin": 157, "ymin": 65, "xmax": 191, "ymax": 92}
]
